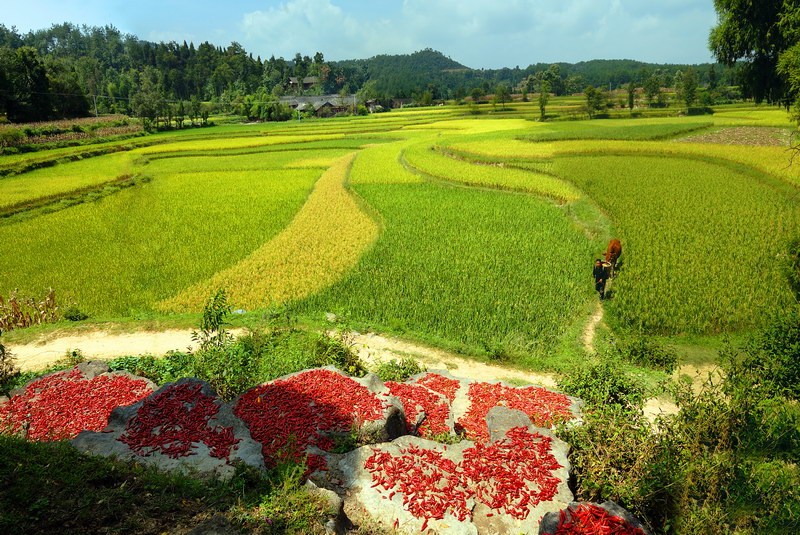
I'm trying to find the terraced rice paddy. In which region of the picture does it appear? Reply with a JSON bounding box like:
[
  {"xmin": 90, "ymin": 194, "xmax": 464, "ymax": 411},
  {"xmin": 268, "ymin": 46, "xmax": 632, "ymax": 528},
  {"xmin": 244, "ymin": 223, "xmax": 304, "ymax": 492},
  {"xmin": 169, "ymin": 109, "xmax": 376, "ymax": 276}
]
[{"xmin": 1, "ymin": 103, "xmax": 798, "ymax": 359}]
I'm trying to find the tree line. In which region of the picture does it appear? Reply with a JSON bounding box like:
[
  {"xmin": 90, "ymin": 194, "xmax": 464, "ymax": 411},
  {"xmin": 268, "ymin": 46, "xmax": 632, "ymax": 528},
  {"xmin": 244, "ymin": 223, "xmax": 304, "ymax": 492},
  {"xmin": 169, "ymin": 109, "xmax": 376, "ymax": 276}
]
[{"xmin": 0, "ymin": 22, "xmax": 744, "ymax": 125}]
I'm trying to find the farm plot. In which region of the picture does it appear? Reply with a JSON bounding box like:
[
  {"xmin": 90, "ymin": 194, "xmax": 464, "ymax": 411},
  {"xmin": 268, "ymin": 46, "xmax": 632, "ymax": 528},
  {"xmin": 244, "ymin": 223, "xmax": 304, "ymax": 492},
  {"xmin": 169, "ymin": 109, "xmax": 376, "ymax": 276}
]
[
  {"xmin": 296, "ymin": 181, "xmax": 593, "ymax": 364},
  {"xmin": 0, "ymin": 152, "xmax": 134, "ymax": 213},
  {"xmin": 552, "ymin": 154, "xmax": 799, "ymax": 334},
  {"xmin": 160, "ymin": 153, "xmax": 379, "ymax": 312},
  {"xmin": 403, "ymin": 141, "xmax": 580, "ymax": 202},
  {"xmin": 0, "ymin": 163, "xmax": 320, "ymax": 316}
]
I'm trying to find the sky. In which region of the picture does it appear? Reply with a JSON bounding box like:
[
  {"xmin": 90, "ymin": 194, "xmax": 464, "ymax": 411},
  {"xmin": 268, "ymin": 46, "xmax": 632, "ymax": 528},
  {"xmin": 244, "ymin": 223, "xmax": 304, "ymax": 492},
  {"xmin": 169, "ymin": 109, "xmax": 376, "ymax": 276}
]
[{"xmin": 3, "ymin": 1, "xmax": 718, "ymax": 68}]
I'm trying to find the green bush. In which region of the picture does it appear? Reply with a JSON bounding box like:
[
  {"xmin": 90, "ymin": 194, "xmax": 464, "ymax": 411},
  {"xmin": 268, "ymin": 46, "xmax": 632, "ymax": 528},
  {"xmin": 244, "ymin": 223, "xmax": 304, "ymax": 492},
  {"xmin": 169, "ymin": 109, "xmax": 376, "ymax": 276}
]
[
  {"xmin": 311, "ymin": 332, "xmax": 367, "ymax": 377},
  {"xmin": 63, "ymin": 305, "xmax": 88, "ymax": 321},
  {"xmin": 612, "ymin": 335, "xmax": 678, "ymax": 373},
  {"xmin": 558, "ymin": 359, "xmax": 645, "ymax": 409},
  {"xmin": 374, "ymin": 357, "xmax": 425, "ymax": 382}
]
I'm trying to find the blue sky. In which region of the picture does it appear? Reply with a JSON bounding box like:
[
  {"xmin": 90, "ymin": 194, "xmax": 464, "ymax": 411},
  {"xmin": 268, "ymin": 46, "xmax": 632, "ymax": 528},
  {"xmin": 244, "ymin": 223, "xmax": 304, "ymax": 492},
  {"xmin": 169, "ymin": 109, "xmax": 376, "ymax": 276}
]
[{"xmin": 4, "ymin": 1, "xmax": 718, "ymax": 67}]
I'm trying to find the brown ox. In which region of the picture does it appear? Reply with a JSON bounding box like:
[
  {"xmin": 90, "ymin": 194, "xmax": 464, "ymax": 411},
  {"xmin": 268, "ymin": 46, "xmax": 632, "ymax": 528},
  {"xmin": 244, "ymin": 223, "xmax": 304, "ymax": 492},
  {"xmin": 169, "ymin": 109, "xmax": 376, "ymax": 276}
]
[{"xmin": 604, "ymin": 239, "xmax": 622, "ymax": 270}]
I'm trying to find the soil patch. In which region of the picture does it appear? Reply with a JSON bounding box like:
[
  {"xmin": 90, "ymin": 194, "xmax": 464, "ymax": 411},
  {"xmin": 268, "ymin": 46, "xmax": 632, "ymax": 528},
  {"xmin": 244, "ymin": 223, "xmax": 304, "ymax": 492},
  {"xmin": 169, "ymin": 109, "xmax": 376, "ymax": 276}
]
[{"xmin": 678, "ymin": 126, "xmax": 790, "ymax": 146}]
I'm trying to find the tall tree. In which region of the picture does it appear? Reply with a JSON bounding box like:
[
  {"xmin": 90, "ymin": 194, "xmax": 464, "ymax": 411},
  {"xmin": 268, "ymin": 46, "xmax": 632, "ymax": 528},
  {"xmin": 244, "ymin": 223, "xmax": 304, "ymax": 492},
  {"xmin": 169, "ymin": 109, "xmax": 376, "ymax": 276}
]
[
  {"xmin": 584, "ymin": 85, "xmax": 605, "ymax": 118},
  {"xmin": 626, "ymin": 81, "xmax": 636, "ymax": 110},
  {"xmin": 538, "ymin": 80, "xmax": 550, "ymax": 120},
  {"xmin": 682, "ymin": 67, "xmax": 699, "ymax": 108},
  {"xmin": 709, "ymin": 0, "xmax": 797, "ymax": 105}
]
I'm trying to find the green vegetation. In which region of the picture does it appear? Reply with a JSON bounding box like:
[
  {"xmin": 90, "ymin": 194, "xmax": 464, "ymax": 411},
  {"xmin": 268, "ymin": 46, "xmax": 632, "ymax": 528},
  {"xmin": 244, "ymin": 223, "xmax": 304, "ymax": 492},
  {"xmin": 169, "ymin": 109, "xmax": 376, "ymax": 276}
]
[
  {"xmin": 552, "ymin": 154, "xmax": 798, "ymax": 334},
  {"xmin": 295, "ymin": 180, "xmax": 593, "ymax": 366},
  {"xmin": 560, "ymin": 311, "xmax": 800, "ymax": 533}
]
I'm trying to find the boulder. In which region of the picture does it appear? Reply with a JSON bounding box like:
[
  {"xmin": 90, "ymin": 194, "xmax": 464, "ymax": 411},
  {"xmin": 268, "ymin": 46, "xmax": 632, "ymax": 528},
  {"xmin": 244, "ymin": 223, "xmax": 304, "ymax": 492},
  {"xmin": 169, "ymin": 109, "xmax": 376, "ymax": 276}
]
[
  {"xmin": 72, "ymin": 378, "xmax": 264, "ymax": 481},
  {"xmin": 335, "ymin": 421, "xmax": 573, "ymax": 534},
  {"xmin": 539, "ymin": 501, "xmax": 651, "ymax": 535},
  {"xmin": 233, "ymin": 367, "xmax": 405, "ymax": 475}
]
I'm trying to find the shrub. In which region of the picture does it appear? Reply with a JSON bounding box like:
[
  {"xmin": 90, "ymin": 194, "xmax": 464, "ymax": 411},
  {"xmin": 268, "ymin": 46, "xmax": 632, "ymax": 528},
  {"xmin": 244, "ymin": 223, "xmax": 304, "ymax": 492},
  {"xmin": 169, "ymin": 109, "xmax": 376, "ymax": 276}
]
[
  {"xmin": 612, "ymin": 335, "xmax": 678, "ymax": 373},
  {"xmin": 311, "ymin": 332, "xmax": 367, "ymax": 377},
  {"xmin": 0, "ymin": 335, "xmax": 19, "ymax": 396},
  {"xmin": 558, "ymin": 359, "xmax": 645, "ymax": 409},
  {"xmin": 63, "ymin": 305, "xmax": 88, "ymax": 321},
  {"xmin": 374, "ymin": 357, "xmax": 425, "ymax": 382}
]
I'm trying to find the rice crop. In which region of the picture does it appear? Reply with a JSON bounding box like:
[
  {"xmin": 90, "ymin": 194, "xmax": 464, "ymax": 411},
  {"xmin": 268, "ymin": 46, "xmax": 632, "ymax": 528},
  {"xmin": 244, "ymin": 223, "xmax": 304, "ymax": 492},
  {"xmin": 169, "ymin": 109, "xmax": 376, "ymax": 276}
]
[
  {"xmin": 0, "ymin": 152, "xmax": 134, "ymax": 211},
  {"xmin": 403, "ymin": 142, "xmax": 580, "ymax": 202},
  {"xmin": 295, "ymin": 181, "xmax": 593, "ymax": 362},
  {"xmin": 0, "ymin": 167, "xmax": 319, "ymax": 315},
  {"xmin": 552, "ymin": 154, "xmax": 799, "ymax": 334},
  {"xmin": 349, "ymin": 141, "xmax": 424, "ymax": 185},
  {"xmin": 160, "ymin": 153, "xmax": 379, "ymax": 312}
]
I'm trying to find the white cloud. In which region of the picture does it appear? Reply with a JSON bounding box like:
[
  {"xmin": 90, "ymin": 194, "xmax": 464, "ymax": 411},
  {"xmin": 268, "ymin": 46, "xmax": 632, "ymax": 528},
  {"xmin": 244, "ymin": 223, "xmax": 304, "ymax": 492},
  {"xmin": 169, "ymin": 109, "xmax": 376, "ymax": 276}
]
[{"xmin": 241, "ymin": 0, "xmax": 400, "ymax": 60}]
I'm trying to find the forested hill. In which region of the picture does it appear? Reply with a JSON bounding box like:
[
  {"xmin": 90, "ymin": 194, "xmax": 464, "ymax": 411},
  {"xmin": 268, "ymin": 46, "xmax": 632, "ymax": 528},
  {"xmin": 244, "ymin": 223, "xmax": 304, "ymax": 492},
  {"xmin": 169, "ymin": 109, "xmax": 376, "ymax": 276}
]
[
  {"xmin": 333, "ymin": 48, "xmax": 469, "ymax": 98},
  {"xmin": 0, "ymin": 22, "xmax": 735, "ymax": 123}
]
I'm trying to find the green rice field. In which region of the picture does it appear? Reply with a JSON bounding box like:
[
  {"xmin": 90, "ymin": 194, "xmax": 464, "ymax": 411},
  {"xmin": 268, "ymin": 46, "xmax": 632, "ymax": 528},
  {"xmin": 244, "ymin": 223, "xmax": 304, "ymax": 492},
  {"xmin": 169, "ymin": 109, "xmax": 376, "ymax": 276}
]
[{"xmin": 2, "ymin": 101, "xmax": 799, "ymax": 364}]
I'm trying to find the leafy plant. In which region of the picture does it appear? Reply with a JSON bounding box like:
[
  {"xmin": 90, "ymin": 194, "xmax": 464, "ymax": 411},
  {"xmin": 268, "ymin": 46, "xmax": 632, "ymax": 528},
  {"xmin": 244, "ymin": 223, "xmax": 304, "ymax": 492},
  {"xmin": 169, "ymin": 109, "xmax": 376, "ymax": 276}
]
[
  {"xmin": 0, "ymin": 332, "xmax": 19, "ymax": 396},
  {"xmin": 558, "ymin": 359, "xmax": 645, "ymax": 409},
  {"xmin": 192, "ymin": 288, "xmax": 233, "ymax": 351},
  {"xmin": 612, "ymin": 335, "xmax": 678, "ymax": 373},
  {"xmin": 62, "ymin": 305, "xmax": 88, "ymax": 322},
  {"xmin": 374, "ymin": 357, "xmax": 425, "ymax": 382},
  {"xmin": 311, "ymin": 332, "xmax": 366, "ymax": 377}
]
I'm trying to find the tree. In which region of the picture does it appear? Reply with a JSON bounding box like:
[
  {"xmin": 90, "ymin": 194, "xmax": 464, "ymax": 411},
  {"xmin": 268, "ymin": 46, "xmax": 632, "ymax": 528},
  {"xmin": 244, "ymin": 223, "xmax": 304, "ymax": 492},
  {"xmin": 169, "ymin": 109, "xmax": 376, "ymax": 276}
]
[
  {"xmin": 584, "ymin": 85, "xmax": 606, "ymax": 118},
  {"xmin": 493, "ymin": 82, "xmax": 510, "ymax": 110},
  {"xmin": 709, "ymin": 0, "xmax": 796, "ymax": 105},
  {"xmin": 538, "ymin": 80, "xmax": 550, "ymax": 120},
  {"xmin": 470, "ymin": 87, "xmax": 484, "ymax": 103},
  {"xmin": 6, "ymin": 47, "xmax": 53, "ymax": 122},
  {"xmin": 626, "ymin": 81, "xmax": 636, "ymax": 110},
  {"xmin": 642, "ymin": 74, "xmax": 662, "ymax": 107},
  {"xmin": 130, "ymin": 66, "xmax": 164, "ymax": 130},
  {"xmin": 682, "ymin": 67, "xmax": 699, "ymax": 108}
]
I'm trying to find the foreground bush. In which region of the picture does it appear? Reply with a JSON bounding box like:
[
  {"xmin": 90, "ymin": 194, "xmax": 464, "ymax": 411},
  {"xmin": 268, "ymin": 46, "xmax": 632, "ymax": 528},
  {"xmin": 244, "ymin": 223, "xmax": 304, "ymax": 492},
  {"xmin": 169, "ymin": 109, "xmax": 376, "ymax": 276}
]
[{"xmin": 561, "ymin": 310, "xmax": 800, "ymax": 534}]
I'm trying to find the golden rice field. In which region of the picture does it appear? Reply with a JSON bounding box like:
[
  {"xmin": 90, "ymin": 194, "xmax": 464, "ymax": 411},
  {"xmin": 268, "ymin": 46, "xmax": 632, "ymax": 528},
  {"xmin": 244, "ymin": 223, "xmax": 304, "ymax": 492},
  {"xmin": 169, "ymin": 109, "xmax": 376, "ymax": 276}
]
[{"xmin": 1, "ymin": 103, "xmax": 799, "ymax": 358}]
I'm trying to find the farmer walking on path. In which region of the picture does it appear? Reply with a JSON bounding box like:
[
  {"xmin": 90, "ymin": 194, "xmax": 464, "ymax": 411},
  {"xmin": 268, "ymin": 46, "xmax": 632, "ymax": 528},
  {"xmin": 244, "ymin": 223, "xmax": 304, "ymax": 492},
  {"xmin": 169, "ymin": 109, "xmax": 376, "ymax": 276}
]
[{"xmin": 593, "ymin": 258, "xmax": 609, "ymax": 300}]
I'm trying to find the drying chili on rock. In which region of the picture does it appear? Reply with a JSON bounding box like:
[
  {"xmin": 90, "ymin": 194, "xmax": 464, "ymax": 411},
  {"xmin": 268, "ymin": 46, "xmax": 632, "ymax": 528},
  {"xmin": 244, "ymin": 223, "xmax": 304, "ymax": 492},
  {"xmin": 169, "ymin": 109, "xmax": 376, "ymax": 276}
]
[
  {"xmin": 461, "ymin": 427, "xmax": 562, "ymax": 520},
  {"xmin": 554, "ymin": 504, "xmax": 646, "ymax": 535},
  {"xmin": 457, "ymin": 382, "xmax": 572, "ymax": 442},
  {"xmin": 0, "ymin": 368, "xmax": 152, "ymax": 441},
  {"xmin": 365, "ymin": 427, "xmax": 564, "ymax": 526},
  {"xmin": 414, "ymin": 373, "xmax": 461, "ymax": 403},
  {"xmin": 118, "ymin": 382, "xmax": 239, "ymax": 461},
  {"xmin": 386, "ymin": 381, "xmax": 450, "ymax": 438},
  {"xmin": 234, "ymin": 369, "xmax": 387, "ymax": 468}
]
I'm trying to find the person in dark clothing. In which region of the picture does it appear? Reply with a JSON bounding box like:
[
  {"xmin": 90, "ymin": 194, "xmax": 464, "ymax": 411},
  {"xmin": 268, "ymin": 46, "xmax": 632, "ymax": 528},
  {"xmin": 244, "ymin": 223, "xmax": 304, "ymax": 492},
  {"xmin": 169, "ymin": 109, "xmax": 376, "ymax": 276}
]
[{"xmin": 593, "ymin": 258, "xmax": 609, "ymax": 299}]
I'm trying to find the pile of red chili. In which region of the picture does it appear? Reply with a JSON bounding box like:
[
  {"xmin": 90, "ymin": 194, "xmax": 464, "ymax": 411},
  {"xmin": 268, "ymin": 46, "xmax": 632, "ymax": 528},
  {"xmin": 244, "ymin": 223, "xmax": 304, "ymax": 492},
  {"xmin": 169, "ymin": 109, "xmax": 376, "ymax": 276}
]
[
  {"xmin": 365, "ymin": 443, "xmax": 471, "ymax": 531},
  {"xmin": 365, "ymin": 426, "xmax": 562, "ymax": 527},
  {"xmin": 414, "ymin": 373, "xmax": 461, "ymax": 403},
  {"xmin": 0, "ymin": 368, "xmax": 152, "ymax": 441},
  {"xmin": 234, "ymin": 369, "xmax": 386, "ymax": 467},
  {"xmin": 554, "ymin": 504, "xmax": 646, "ymax": 535},
  {"xmin": 385, "ymin": 381, "xmax": 450, "ymax": 438},
  {"xmin": 119, "ymin": 382, "xmax": 239, "ymax": 460},
  {"xmin": 457, "ymin": 382, "xmax": 572, "ymax": 442}
]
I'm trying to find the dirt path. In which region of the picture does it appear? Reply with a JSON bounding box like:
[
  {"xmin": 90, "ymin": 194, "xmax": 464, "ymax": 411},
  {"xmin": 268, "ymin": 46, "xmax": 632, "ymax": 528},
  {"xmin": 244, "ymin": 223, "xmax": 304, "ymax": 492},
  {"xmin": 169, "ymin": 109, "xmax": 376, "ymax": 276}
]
[
  {"xmin": 8, "ymin": 327, "xmax": 702, "ymax": 422},
  {"xmin": 8, "ymin": 327, "xmax": 558, "ymax": 388},
  {"xmin": 582, "ymin": 302, "xmax": 603, "ymax": 354},
  {"xmin": 348, "ymin": 332, "xmax": 558, "ymax": 388},
  {"xmin": 9, "ymin": 330, "xmax": 204, "ymax": 372}
]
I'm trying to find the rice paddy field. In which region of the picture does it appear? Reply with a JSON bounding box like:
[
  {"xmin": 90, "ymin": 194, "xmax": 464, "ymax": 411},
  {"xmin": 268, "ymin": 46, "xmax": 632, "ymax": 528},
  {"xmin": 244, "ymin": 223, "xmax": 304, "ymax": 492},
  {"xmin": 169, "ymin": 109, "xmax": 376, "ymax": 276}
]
[{"xmin": 2, "ymin": 99, "xmax": 799, "ymax": 368}]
